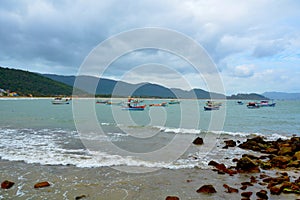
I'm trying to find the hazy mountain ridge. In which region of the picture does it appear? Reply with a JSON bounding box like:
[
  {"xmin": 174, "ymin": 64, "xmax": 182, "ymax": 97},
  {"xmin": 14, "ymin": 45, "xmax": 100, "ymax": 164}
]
[{"xmin": 262, "ymin": 92, "xmax": 300, "ymax": 100}]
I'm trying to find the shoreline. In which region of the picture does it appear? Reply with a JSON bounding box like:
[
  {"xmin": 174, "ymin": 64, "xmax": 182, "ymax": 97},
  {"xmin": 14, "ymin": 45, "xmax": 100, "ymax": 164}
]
[
  {"xmin": 1, "ymin": 159, "xmax": 299, "ymax": 200},
  {"xmin": 1, "ymin": 136, "xmax": 300, "ymax": 199}
]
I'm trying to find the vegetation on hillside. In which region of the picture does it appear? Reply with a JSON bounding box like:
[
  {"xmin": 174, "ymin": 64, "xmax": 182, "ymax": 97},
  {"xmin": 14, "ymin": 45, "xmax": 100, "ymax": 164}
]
[
  {"xmin": 227, "ymin": 93, "xmax": 268, "ymax": 100},
  {"xmin": 0, "ymin": 67, "xmax": 75, "ymax": 96}
]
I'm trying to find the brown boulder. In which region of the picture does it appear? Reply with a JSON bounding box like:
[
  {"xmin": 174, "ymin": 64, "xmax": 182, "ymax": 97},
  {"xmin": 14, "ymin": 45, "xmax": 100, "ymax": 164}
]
[
  {"xmin": 270, "ymin": 156, "xmax": 291, "ymax": 168},
  {"xmin": 192, "ymin": 137, "xmax": 203, "ymax": 145},
  {"xmin": 241, "ymin": 191, "xmax": 253, "ymax": 198},
  {"xmin": 287, "ymin": 160, "xmax": 300, "ymax": 168},
  {"xmin": 1, "ymin": 180, "xmax": 14, "ymax": 189},
  {"xmin": 196, "ymin": 185, "xmax": 217, "ymax": 194},
  {"xmin": 34, "ymin": 181, "xmax": 50, "ymax": 188},
  {"xmin": 75, "ymin": 195, "xmax": 87, "ymax": 200},
  {"xmin": 294, "ymin": 151, "xmax": 300, "ymax": 160},
  {"xmin": 165, "ymin": 196, "xmax": 180, "ymax": 200},
  {"xmin": 256, "ymin": 189, "xmax": 268, "ymax": 199},
  {"xmin": 236, "ymin": 156, "xmax": 260, "ymax": 173},
  {"xmin": 224, "ymin": 140, "xmax": 236, "ymax": 147},
  {"xmin": 223, "ymin": 184, "xmax": 238, "ymax": 193},
  {"xmin": 278, "ymin": 146, "xmax": 293, "ymax": 156},
  {"xmin": 265, "ymin": 147, "xmax": 278, "ymax": 154}
]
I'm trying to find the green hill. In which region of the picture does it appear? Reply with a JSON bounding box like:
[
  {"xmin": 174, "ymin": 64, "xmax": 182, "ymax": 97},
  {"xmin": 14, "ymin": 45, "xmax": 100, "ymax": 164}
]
[{"xmin": 0, "ymin": 66, "xmax": 74, "ymax": 96}]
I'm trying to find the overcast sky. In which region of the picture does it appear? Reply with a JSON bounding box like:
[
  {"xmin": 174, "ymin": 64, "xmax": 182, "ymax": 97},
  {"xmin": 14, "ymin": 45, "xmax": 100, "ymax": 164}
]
[{"xmin": 1, "ymin": 0, "xmax": 300, "ymax": 94}]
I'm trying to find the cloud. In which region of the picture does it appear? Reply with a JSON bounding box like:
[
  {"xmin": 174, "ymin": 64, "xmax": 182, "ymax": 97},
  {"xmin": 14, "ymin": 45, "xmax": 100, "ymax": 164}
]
[
  {"xmin": 0, "ymin": 0, "xmax": 300, "ymax": 93},
  {"xmin": 252, "ymin": 39, "xmax": 288, "ymax": 58},
  {"xmin": 232, "ymin": 65, "xmax": 255, "ymax": 78}
]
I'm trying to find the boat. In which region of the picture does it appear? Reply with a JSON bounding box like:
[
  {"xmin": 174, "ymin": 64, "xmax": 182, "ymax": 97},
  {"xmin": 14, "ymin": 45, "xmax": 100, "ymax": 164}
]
[
  {"xmin": 149, "ymin": 102, "xmax": 167, "ymax": 107},
  {"xmin": 247, "ymin": 102, "xmax": 260, "ymax": 109},
  {"xmin": 168, "ymin": 100, "xmax": 180, "ymax": 104},
  {"xmin": 106, "ymin": 101, "xmax": 122, "ymax": 106},
  {"xmin": 206, "ymin": 100, "xmax": 222, "ymax": 107},
  {"xmin": 122, "ymin": 97, "xmax": 146, "ymax": 111},
  {"xmin": 204, "ymin": 105, "xmax": 220, "ymax": 111},
  {"xmin": 259, "ymin": 100, "xmax": 276, "ymax": 107},
  {"xmin": 96, "ymin": 100, "xmax": 109, "ymax": 104},
  {"xmin": 122, "ymin": 105, "xmax": 146, "ymax": 111},
  {"xmin": 237, "ymin": 101, "xmax": 244, "ymax": 105},
  {"xmin": 51, "ymin": 97, "xmax": 71, "ymax": 105}
]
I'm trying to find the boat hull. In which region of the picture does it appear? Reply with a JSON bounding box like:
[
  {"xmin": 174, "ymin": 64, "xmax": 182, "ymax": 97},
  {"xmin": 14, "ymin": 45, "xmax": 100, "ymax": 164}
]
[{"xmin": 204, "ymin": 106, "xmax": 220, "ymax": 111}]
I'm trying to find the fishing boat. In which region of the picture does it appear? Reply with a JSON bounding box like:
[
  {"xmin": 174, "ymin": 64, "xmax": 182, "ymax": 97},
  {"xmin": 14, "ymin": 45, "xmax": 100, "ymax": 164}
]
[
  {"xmin": 122, "ymin": 105, "xmax": 146, "ymax": 111},
  {"xmin": 259, "ymin": 100, "xmax": 276, "ymax": 107},
  {"xmin": 247, "ymin": 102, "xmax": 260, "ymax": 109},
  {"xmin": 51, "ymin": 97, "xmax": 71, "ymax": 105},
  {"xmin": 106, "ymin": 101, "xmax": 122, "ymax": 106},
  {"xmin": 204, "ymin": 105, "xmax": 220, "ymax": 111},
  {"xmin": 149, "ymin": 102, "xmax": 167, "ymax": 107},
  {"xmin": 168, "ymin": 100, "xmax": 180, "ymax": 104},
  {"xmin": 237, "ymin": 101, "xmax": 244, "ymax": 105},
  {"xmin": 96, "ymin": 100, "xmax": 109, "ymax": 104},
  {"xmin": 206, "ymin": 100, "xmax": 222, "ymax": 107},
  {"xmin": 122, "ymin": 97, "xmax": 146, "ymax": 111}
]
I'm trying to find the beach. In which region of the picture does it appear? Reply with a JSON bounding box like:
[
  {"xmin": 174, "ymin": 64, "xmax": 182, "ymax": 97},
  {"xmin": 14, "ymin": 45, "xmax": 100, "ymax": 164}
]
[{"xmin": 0, "ymin": 98, "xmax": 300, "ymax": 199}]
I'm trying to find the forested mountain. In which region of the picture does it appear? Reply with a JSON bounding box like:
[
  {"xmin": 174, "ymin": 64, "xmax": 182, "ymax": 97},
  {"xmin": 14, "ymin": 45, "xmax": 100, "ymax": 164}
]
[{"xmin": 0, "ymin": 67, "xmax": 74, "ymax": 96}]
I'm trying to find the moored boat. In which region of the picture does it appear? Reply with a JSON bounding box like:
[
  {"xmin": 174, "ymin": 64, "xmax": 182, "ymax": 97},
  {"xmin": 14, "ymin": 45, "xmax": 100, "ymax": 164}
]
[
  {"xmin": 204, "ymin": 105, "xmax": 220, "ymax": 111},
  {"xmin": 168, "ymin": 100, "xmax": 180, "ymax": 104},
  {"xmin": 247, "ymin": 102, "xmax": 260, "ymax": 109},
  {"xmin": 259, "ymin": 100, "xmax": 276, "ymax": 107},
  {"xmin": 149, "ymin": 102, "xmax": 167, "ymax": 107},
  {"xmin": 122, "ymin": 97, "xmax": 146, "ymax": 111},
  {"xmin": 51, "ymin": 97, "xmax": 71, "ymax": 105},
  {"xmin": 96, "ymin": 100, "xmax": 109, "ymax": 104},
  {"xmin": 237, "ymin": 101, "xmax": 244, "ymax": 105}
]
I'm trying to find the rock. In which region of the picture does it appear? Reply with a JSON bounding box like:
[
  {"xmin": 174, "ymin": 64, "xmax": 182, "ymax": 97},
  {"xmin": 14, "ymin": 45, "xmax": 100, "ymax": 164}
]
[
  {"xmin": 270, "ymin": 156, "xmax": 291, "ymax": 168},
  {"xmin": 1, "ymin": 180, "xmax": 14, "ymax": 189},
  {"xmin": 250, "ymin": 176, "xmax": 257, "ymax": 183},
  {"xmin": 236, "ymin": 156, "xmax": 260, "ymax": 173},
  {"xmin": 208, "ymin": 160, "xmax": 219, "ymax": 167},
  {"xmin": 278, "ymin": 146, "xmax": 293, "ymax": 156},
  {"xmin": 270, "ymin": 181, "xmax": 293, "ymax": 195},
  {"xmin": 196, "ymin": 185, "xmax": 217, "ymax": 194},
  {"xmin": 165, "ymin": 196, "xmax": 180, "ymax": 200},
  {"xmin": 208, "ymin": 161, "xmax": 237, "ymax": 175},
  {"xmin": 224, "ymin": 140, "xmax": 236, "ymax": 147},
  {"xmin": 223, "ymin": 184, "xmax": 238, "ymax": 193},
  {"xmin": 287, "ymin": 160, "xmax": 300, "ymax": 168},
  {"xmin": 192, "ymin": 137, "xmax": 203, "ymax": 145},
  {"xmin": 240, "ymin": 185, "xmax": 247, "ymax": 190},
  {"xmin": 241, "ymin": 191, "xmax": 253, "ymax": 198},
  {"xmin": 256, "ymin": 189, "xmax": 268, "ymax": 199},
  {"xmin": 242, "ymin": 154, "xmax": 259, "ymax": 160},
  {"xmin": 241, "ymin": 182, "xmax": 253, "ymax": 186},
  {"xmin": 34, "ymin": 181, "xmax": 50, "ymax": 188},
  {"xmin": 265, "ymin": 147, "xmax": 278, "ymax": 154},
  {"xmin": 75, "ymin": 195, "xmax": 87, "ymax": 200},
  {"xmin": 294, "ymin": 151, "xmax": 300, "ymax": 160},
  {"xmin": 260, "ymin": 161, "xmax": 272, "ymax": 170}
]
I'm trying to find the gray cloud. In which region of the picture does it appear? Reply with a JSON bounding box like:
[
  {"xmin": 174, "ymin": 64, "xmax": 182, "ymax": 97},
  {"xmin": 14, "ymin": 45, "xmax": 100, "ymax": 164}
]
[{"xmin": 0, "ymin": 0, "xmax": 300, "ymax": 93}]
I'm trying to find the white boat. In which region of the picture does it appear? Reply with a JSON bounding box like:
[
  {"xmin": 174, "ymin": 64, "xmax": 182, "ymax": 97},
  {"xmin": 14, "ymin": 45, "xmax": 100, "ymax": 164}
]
[{"xmin": 51, "ymin": 97, "xmax": 71, "ymax": 105}]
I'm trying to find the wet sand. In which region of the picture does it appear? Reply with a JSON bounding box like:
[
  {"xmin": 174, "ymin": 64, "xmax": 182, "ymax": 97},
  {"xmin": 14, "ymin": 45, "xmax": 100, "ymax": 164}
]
[{"xmin": 1, "ymin": 160, "xmax": 299, "ymax": 200}]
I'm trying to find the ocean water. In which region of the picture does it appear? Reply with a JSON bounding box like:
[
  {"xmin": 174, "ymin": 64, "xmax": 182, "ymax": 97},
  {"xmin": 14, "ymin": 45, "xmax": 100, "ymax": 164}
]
[
  {"xmin": 1, "ymin": 98, "xmax": 300, "ymax": 199},
  {"xmin": 0, "ymin": 98, "xmax": 299, "ymax": 171}
]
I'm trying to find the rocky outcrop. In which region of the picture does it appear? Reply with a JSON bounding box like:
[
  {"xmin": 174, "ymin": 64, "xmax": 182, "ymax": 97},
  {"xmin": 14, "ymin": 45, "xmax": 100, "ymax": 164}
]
[
  {"xmin": 236, "ymin": 156, "xmax": 260, "ymax": 173},
  {"xmin": 1, "ymin": 180, "xmax": 14, "ymax": 189},
  {"xmin": 165, "ymin": 196, "xmax": 180, "ymax": 200},
  {"xmin": 196, "ymin": 185, "xmax": 217, "ymax": 194},
  {"xmin": 34, "ymin": 181, "xmax": 50, "ymax": 188},
  {"xmin": 192, "ymin": 137, "xmax": 203, "ymax": 145}
]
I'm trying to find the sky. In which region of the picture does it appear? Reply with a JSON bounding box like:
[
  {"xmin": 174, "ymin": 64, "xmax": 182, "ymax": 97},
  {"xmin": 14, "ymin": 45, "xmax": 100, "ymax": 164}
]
[{"xmin": 1, "ymin": 0, "xmax": 300, "ymax": 95}]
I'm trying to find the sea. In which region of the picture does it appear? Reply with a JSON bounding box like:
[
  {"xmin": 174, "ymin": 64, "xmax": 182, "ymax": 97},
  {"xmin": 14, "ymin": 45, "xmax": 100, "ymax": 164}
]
[{"xmin": 0, "ymin": 98, "xmax": 299, "ymax": 199}]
